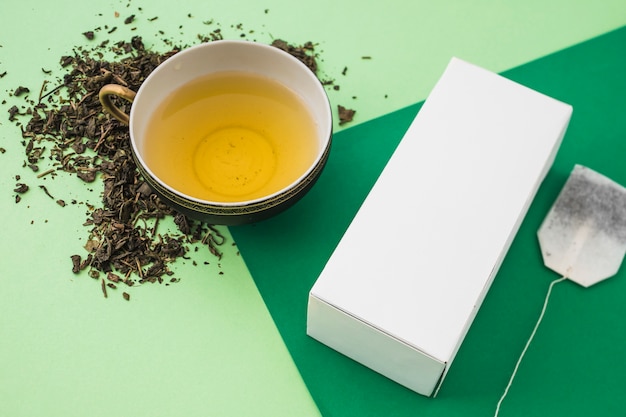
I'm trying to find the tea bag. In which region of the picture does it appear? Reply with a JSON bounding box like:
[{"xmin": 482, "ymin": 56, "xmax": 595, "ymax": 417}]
[
  {"xmin": 538, "ymin": 164, "xmax": 626, "ymax": 286},
  {"xmin": 495, "ymin": 165, "xmax": 626, "ymax": 416}
]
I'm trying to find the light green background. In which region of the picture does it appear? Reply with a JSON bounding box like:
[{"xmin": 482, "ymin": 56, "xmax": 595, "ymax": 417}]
[{"xmin": 1, "ymin": 1, "xmax": 625, "ymax": 416}]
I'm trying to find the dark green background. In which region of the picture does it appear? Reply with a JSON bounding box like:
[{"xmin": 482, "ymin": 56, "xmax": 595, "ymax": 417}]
[{"xmin": 232, "ymin": 26, "xmax": 626, "ymax": 416}]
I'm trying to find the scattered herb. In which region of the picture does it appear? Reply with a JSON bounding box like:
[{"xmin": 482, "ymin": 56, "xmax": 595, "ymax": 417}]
[
  {"xmin": 6, "ymin": 14, "xmax": 354, "ymax": 299},
  {"xmin": 271, "ymin": 39, "xmax": 318, "ymax": 74},
  {"xmin": 36, "ymin": 168, "xmax": 56, "ymax": 178},
  {"xmin": 71, "ymin": 254, "xmax": 82, "ymax": 273},
  {"xmin": 107, "ymin": 272, "xmax": 121, "ymax": 283},
  {"xmin": 7, "ymin": 105, "xmax": 20, "ymax": 121},
  {"xmin": 14, "ymin": 183, "xmax": 29, "ymax": 193},
  {"xmin": 14, "ymin": 86, "xmax": 30, "ymax": 96},
  {"xmin": 8, "ymin": 34, "xmax": 227, "ymax": 295},
  {"xmin": 101, "ymin": 278, "xmax": 108, "ymax": 298},
  {"xmin": 338, "ymin": 105, "xmax": 356, "ymax": 125},
  {"xmin": 38, "ymin": 185, "xmax": 54, "ymax": 199}
]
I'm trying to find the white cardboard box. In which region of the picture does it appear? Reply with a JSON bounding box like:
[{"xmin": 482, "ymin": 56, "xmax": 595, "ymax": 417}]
[{"xmin": 306, "ymin": 57, "xmax": 573, "ymax": 397}]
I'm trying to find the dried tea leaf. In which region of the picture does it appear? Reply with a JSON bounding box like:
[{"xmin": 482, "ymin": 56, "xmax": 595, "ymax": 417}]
[
  {"xmin": 13, "ymin": 183, "xmax": 29, "ymax": 193},
  {"xmin": 271, "ymin": 39, "xmax": 318, "ymax": 74},
  {"xmin": 14, "ymin": 86, "xmax": 30, "ymax": 96},
  {"xmin": 70, "ymin": 255, "xmax": 82, "ymax": 273},
  {"xmin": 338, "ymin": 105, "xmax": 355, "ymax": 125}
]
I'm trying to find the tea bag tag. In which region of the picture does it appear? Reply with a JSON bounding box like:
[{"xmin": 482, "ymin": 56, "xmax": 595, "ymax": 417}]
[
  {"xmin": 495, "ymin": 165, "xmax": 626, "ymax": 416},
  {"xmin": 538, "ymin": 165, "xmax": 626, "ymax": 287}
]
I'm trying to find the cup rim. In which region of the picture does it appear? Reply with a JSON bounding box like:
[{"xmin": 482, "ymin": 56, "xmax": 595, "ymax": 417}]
[{"xmin": 128, "ymin": 39, "xmax": 332, "ymax": 208}]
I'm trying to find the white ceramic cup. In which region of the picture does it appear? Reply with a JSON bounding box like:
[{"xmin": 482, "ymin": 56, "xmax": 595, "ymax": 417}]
[{"xmin": 99, "ymin": 40, "xmax": 332, "ymax": 225}]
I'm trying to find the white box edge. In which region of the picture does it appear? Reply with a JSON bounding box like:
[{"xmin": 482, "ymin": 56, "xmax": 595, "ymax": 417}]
[{"xmin": 307, "ymin": 294, "xmax": 447, "ymax": 396}]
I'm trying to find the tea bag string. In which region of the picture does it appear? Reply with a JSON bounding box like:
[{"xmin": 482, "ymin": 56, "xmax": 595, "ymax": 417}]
[{"xmin": 494, "ymin": 275, "xmax": 568, "ymax": 417}]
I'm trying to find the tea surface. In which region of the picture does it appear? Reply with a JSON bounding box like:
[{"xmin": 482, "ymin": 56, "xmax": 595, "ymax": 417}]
[{"xmin": 143, "ymin": 71, "xmax": 319, "ymax": 202}]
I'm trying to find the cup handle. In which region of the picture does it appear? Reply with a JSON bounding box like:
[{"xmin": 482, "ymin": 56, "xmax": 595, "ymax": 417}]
[{"xmin": 99, "ymin": 84, "xmax": 137, "ymax": 125}]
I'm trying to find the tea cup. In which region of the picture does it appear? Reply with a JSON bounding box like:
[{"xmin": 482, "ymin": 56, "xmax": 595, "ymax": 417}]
[{"xmin": 99, "ymin": 40, "xmax": 332, "ymax": 225}]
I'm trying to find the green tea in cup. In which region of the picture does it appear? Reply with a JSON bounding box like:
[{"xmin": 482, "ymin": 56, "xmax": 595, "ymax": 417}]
[{"xmin": 143, "ymin": 70, "xmax": 318, "ymax": 203}]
